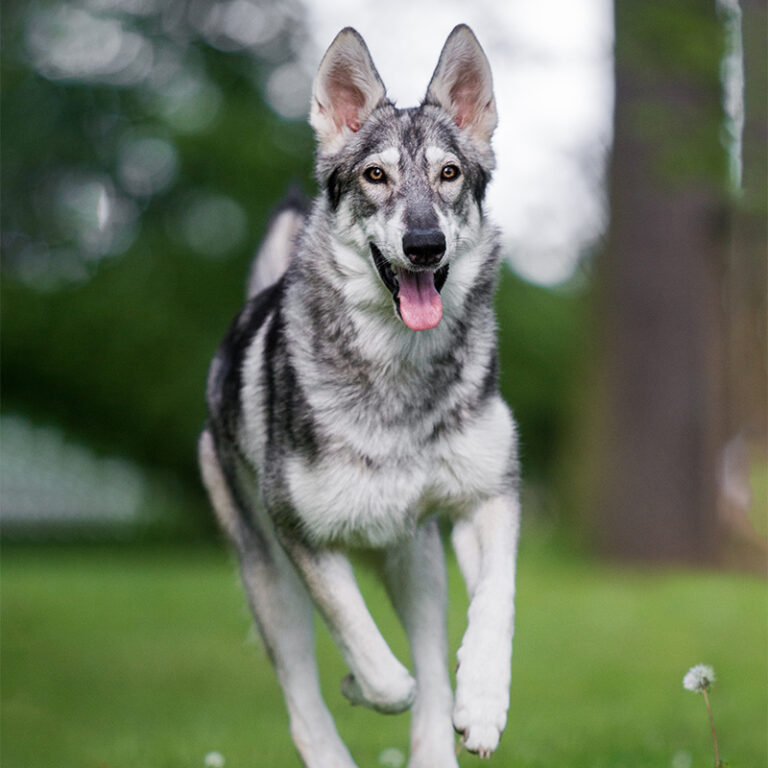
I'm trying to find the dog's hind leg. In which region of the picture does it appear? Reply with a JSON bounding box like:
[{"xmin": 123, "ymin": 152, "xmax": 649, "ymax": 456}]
[
  {"xmin": 279, "ymin": 536, "xmax": 417, "ymax": 715},
  {"xmin": 238, "ymin": 542, "xmax": 359, "ymax": 768},
  {"xmin": 383, "ymin": 519, "xmax": 459, "ymax": 768},
  {"xmin": 199, "ymin": 431, "xmax": 357, "ymax": 768}
]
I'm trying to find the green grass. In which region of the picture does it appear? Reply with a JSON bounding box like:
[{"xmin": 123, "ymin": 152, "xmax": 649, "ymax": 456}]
[{"xmin": 2, "ymin": 536, "xmax": 766, "ymax": 768}]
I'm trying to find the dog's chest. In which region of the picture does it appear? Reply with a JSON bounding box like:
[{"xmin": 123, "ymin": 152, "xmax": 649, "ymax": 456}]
[{"xmin": 283, "ymin": 395, "xmax": 513, "ymax": 547}]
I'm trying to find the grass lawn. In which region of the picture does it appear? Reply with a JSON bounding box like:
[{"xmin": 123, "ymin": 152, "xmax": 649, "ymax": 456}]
[{"xmin": 2, "ymin": 534, "xmax": 766, "ymax": 768}]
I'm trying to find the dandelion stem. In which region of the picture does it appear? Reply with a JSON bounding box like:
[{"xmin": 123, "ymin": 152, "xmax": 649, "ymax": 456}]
[{"xmin": 702, "ymin": 688, "xmax": 720, "ymax": 767}]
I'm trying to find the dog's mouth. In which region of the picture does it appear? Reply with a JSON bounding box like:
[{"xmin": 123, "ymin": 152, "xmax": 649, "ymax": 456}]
[{"xmin": 370, "ymin": 243, "xmax": 449, "ymax": 332}]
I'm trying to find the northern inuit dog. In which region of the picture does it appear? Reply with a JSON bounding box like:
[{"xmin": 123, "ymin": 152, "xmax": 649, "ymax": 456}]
[{"xmin": 199, "ymin": 24, "xmax": 520, "ymax": 767}]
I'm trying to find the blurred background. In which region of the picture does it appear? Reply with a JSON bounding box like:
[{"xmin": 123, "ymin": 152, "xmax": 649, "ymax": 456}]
[
  {"xmin": 1, "ymin": 0, "xmax": 766, "ymax": 766},
  {"xmin": 2, "ymin": 0, "xmax": 765, "ymax": 560}
]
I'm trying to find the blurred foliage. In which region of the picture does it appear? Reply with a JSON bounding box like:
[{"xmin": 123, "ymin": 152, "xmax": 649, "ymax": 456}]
[
  {"xmin": 2, "ymin": 0, "xmax": 314, "ymax": 506},
  {"xmin": 617, "ymin": 2, "xmax": 727, "ymax": 187},
  {"xmin": 496, "ymin": 268, "xmax": 587, "ymax": 487},
  {"xmin": 1, "ymin": 0, "xmax": 588, "ymax": 532}
]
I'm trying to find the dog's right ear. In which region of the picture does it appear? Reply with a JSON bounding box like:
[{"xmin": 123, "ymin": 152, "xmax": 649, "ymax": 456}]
[{"xmin": 310, "ymin": 28, "xmax": 387, "ymax": 154}]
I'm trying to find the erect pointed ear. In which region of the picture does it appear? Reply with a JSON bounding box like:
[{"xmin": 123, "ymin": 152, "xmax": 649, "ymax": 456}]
[
  {"xmin": 424, "ymin": 25, "xmax": 497, "ymax": 146},
  {"xmin": 310, "ymin": 28, "xmax": 388, "ymax": 154}
]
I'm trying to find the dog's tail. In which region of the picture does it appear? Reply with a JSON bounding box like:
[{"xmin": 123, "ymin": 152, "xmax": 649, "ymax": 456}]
[{"xmin": 247, "ymin": 187, "xmax": 310, "ymax": 298}]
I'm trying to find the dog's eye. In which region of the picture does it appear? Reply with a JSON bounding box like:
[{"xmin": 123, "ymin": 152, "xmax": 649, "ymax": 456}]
[
  {"xmin": 363, "ymin": 167, "xmax": 387, "ymax": 184},
  {"xmin": 441, "ymin": 164, "xmax": 461, "ymax": 181}
]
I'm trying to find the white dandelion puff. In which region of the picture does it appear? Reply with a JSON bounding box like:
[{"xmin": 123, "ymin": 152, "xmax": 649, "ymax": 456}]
[
  {"xmin": 683, "ymin": 664, "xmax": 723, "ymax": 766},
  {"xmin": 670, "ymin": 750, "xmax": 693, "ymax": 768},
  {"xmin": 683, "ymin": 664, "xmax": 716, "ymax": 693},
  {"xmin": 204, "ymin": 751, "xmax": 226, "ymax": 768},
  {"xmin": 378, "ymin": 746, "xmax": 405, "ymax": 768}
]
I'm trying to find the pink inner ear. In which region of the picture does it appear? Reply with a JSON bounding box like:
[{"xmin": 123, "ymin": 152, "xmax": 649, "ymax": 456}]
[
  {"xmin": 327, "ymin": 71, "xmax": 365, "ymax": 132},
  {"xmin": 449, "ymin": 69, "xmax": 482, "ymax": 130}
]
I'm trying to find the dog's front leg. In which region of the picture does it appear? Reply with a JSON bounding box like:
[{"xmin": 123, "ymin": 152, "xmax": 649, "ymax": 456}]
[
  {"xmin": 451, "ymin": 493, "xmax": 521, "ymax": 758},
  {"xmin": 279, "ymin": 535, "xmax": 417, "ymax": 714},
  {"xmin": 383, "ymin": 519, "xmax": 458, "ymax": 768}
]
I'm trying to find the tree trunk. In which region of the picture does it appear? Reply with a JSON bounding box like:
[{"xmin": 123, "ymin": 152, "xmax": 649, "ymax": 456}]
[{"xmin": 598, "ymin": 2, "xmax": 730, "ymax": 562}]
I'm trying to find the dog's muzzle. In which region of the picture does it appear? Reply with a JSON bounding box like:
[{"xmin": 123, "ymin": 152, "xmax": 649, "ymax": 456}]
[{"xmin": 370, "ymin": 243, "xmax": 448, "ymax": 332}]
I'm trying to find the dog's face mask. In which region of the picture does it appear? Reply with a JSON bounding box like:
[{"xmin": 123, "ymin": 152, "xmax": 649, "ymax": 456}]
[{"xmin": 310, "ymin": 26, "xmax": 497, "ymax": 331}]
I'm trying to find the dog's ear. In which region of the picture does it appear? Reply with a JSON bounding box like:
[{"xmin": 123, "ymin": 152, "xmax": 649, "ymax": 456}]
[
  {"xmin": 424, "ymin": 25, "xmax": 497, "ymax": 146},
  {"xmin": 310, "ymin": 28, "xmax": 387, "ymax": 153}
]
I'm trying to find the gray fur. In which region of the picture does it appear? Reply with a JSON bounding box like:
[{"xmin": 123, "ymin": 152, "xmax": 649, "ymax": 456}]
[{"xmin": 200, "ymin": 24, "xmax": 521, "ymax": 767}]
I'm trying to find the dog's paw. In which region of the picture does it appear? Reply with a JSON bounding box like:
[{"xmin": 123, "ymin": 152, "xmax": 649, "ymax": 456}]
[
  {"xmin": 453, "ymin": 709, "xmax": 503, "ymax": 759},
  {"xmin": 340, "ymin": 668, "xmax": 416, "ymax": 714},
  {"xmin": 452, "ymin": 630, "xmax": 511, "ymax": 759},
  {"xmin": 452, "ymin": 681, "xmax": 508, "ymax": 758}
]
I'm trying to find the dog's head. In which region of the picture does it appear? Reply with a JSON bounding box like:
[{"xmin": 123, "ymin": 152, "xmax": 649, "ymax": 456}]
[{"xmin": 310, "ymin": 25, "xmax": 497, "ymax": 331}]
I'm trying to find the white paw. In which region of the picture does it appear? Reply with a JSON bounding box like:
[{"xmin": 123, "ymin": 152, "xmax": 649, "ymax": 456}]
[
  {"xmin": 452, "ymin": 670, "xmax": 508, "ymax": 758},
  {"xmin": 340, "ymin": 667, "xmax": 416, "ymax": 714},
  {"xmin": 453, "ymin": 708, "xmax": 503, "ymax": 758}
]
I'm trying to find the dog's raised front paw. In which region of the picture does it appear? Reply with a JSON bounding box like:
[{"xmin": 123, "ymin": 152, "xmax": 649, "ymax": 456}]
[
  {"xmin": 452, "ymin": 688, "xmax": 507, "ymax": 758},
  {"xmin": 340, "ymin": 668, "xmax": 416, "ymax": 714},
  {"xmin": 453, "ymin": 703, "xmax": 504, "ymax": 758},
  {"xmin": 452, "ymin": 629, "xmax": 511, "ymax": 758}
]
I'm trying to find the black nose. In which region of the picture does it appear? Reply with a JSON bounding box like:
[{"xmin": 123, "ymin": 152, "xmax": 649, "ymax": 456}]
[{"xmin": 402, "ymin": 229, "xmax": 446, "ymax": 267}]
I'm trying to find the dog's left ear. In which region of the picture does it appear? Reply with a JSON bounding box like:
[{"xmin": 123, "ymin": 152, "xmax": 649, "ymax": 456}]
[
  {"xmin": 424, "ymin": 25, "xmax": 497, "ymax": 147},
  {"xmin": 310, "ymin": 27, "xmax": 388, "ymax": 154}
]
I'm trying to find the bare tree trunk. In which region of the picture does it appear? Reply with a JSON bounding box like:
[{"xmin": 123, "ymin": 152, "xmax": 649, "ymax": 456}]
[{"xmin": 598, "ymin": 3, "xmax": 730, "ymax": 562}]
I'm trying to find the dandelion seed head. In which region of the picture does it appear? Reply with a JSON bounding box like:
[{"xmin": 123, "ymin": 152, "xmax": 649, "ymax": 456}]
[
  {"xmin": 378, "ymin": 746, "xmax": 405, "ymax": 768},
  {"xmin": 204, "ymin": 751, "xmax": 226, "ymax": 768},
  {"xmin": 671, "ymin": 749, "xmax": 693, "ymax": 768},
  {"xmin": 683, "ymin": 664, "xmax": 716, "ymax": 693}
]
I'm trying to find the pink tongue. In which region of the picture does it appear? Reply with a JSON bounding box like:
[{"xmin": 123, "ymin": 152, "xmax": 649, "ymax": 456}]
[{"xmin": 397, "ymin": 269, "xmax": 443, "ymax": 331}]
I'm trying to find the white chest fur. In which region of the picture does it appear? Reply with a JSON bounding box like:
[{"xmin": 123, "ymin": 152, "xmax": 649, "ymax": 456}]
[{"xmin": 284, "ymin": 396, "xmax": 514, "ymax": 546}]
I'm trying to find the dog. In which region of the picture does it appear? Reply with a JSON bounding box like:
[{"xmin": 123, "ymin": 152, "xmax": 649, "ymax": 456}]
[{"xmin": 199, "ymin": 24, "xmax": 520, "ymax": 768}]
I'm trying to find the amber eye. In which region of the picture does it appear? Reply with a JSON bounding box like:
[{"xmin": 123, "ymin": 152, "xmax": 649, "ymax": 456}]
[
  {"xmin": 441, "ymin": 164, "xmax": 460, "ymax": 181},
  {"xmin": 363, "ymin": 166, "xmax": 387, "ymax": 184}
]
